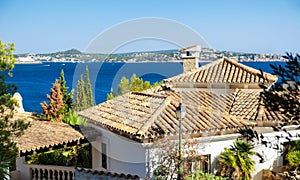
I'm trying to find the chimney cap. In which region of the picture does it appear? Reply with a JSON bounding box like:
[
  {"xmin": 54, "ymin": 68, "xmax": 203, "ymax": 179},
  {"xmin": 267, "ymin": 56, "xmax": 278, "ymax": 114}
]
[{"xmin": 179, "ymin": 45, "xmax": 201, "ymax": 52}]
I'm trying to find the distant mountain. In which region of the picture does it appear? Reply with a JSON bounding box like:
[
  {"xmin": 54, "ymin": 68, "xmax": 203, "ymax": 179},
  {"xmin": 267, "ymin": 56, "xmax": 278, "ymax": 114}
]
[{"xmin": 59, "ymin": 48, "xmax": 82, "ymax": 54}]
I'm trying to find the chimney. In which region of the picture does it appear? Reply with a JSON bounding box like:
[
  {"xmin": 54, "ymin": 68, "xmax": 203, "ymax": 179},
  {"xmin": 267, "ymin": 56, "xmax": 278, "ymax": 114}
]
[{"xmin": 179, "ymin": 45, "xmax": 201, "ymax": 72}]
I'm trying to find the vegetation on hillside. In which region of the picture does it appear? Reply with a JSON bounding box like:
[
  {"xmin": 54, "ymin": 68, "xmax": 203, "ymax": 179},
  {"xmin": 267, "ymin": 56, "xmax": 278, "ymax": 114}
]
[
  {"xmin": 34, "ymin": 49, "xmax": 180, "ymax": 62},
  {"xmin": 0, "ymin": 40, "xmax": 30, "ymax": 179}
]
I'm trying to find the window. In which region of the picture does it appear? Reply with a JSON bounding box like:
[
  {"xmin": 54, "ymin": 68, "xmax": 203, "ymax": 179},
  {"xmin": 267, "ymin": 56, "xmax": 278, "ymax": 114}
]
[
  {"xmin": 186, "ymin": 51, "xmax": 191, "ymax": 56},
  {"xmin": 101, "ymin": 143, "xmax": 107, "ymax": 169},
  {"xmin": 184, "ymin": 154, "xmax": 211, "ymax": 173}
]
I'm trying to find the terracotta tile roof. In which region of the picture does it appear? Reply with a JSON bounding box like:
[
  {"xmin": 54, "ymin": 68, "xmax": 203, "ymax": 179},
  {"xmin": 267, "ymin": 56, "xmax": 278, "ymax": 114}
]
[
  {"xmin": 12, "ymin": 112, "xmax": 85, "ymax": 156},
  {"xmin": 165, "ymin": 57, "xmax": 278, "ymax": 88},
  {"xmin": 77, "ymin": 59, "xmax": 289, "ymax": 142},
  {"xmin": 228, "ymin": 90, "xmax": 295, "ymax": 124},
  {"xmin": 79, "ymin": 92, "xmax": 167, "ymax": 137},
  {"xmin": 257, "ymin": 90, "xmax": 299, "ymax": 123},
  {"xmin": 79, "ymin": 89, "xmax": 256, "ymax": 141},
  {"xmin": 228, "ymin": 89, "xmax": 262, "ymax": 121}
]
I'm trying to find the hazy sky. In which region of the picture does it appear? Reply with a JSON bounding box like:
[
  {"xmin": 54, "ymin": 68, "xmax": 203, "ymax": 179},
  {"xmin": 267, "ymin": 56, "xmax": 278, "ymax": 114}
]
[{"xmin": 0, "ymin": 0, "xmax": 299, "ymax": 54}]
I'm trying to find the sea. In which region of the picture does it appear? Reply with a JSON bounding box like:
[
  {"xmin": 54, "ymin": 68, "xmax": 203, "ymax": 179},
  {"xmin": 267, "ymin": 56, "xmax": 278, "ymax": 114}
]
[{"xmin": 6, "ymin": 61, "xmax": 285, "ymax": 113}]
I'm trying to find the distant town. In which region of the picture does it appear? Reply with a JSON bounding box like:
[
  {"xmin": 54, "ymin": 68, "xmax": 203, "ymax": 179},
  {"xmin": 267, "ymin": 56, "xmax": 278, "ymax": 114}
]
[{"xmin": 15, "ymin": 48, "xmax": 285, "ymax": 64}]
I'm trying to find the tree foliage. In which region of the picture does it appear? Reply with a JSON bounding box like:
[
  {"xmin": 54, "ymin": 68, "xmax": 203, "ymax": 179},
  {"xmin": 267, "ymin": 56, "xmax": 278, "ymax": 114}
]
[
  {"xmin": 41, "ymin": 80, "xmax": 64, "ymax": 122},
  {"xmin": 84, "ymin": 66, "xmax": 94, "ymax": 107},
  {"xmin": 62, "ymin": 111, "xmax": 86, "ymax": 125},
  {"xmin": 42, "ymin": 69, "xmax": 82, "ymax": 125},
  {"xmin": 26, "ymin": 143, "xmax": 92, "ymax": 168},
  {"xmin": 186, "ymin": 171, "xmax": 228, "ymax": 180},
  {"xmin": 75, "ymin": 66, "xmax": 94, "ymax": 111},
  {"xmin": 118, "ymin": 76, "xmax": 130, "ymax": 95},
  {"xmin": 286, "ymin": 150, "xmax": 300, "ymax": 167},
  {"xmin": 285, "ymin": 140, "xmax": 300, "ymax": 167},
  {"xmin": 0, "ymin": 40, "xmax": 29, "ymax": 179},
  {"xmin": 107, "ymin": 88, "xmax": 117, "ymax": 100},
  {"xmin": 217, "ymin": 140, "xmax": 255, "ymax": 180},
  {"xmin": 75, "ymin": 75, "xmax": 87, "ymax": 111},
  {"xmin": 58, "ymin": 69, "xmax": 73, "ymax": 113},
  {"xmin": 108, "ymin": 73, "xmax": 162, "ymax": 100},
  {"xmin": 152, "ymin": 137, "xmax": 206, "ymax": 179},
  {"xmin": 260, "ymin": 53, "xmax": 300, "ymax": 124}
]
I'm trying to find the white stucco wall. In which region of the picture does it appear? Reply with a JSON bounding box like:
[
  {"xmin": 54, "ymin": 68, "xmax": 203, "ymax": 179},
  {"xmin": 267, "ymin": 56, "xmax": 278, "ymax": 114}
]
[
  {"xmin": 88, "ymin": 123, "xmax": 147, "ymax": 177},
  {"xmin": 89, "ymin": 123, "xmax": 300, "ymax": 179},
  {"xmin": 144, "ymin": 133, "xmax": 239, "ymax": 177}
]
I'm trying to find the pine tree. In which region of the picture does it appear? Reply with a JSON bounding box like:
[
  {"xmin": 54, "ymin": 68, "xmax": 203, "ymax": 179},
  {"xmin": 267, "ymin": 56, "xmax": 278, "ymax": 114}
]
[
  {"xmin": 129, "ymin": 74, "xmax": 143, "ymax": 91},
  {"xmin": 118, "ymin": 77, "xmax": 130, "ymax": 95},
  {"xmin": 143, "ymin": 81, "xmax": 151, "ymax": 90},
  {"xmin": 84, "ymin": 66, "xmax": 94, "ymax": 108},
  {"xmin": 0, "ymin": 40, "xmax": 29, "ymax": 179},
  {"xmin": 58, "ymin": 69, "xmax": 73, "ymax": 113},
  {"xmin": 75, "ymin": 75, "xmax": 87, "ymax": 111},
  {"xmin": 41, "ymin": 80, "xmax": 65, "ymax": 122},
  {"xmin": 109, "ymin": 74, "xmax": 162, "ymax": 100}
]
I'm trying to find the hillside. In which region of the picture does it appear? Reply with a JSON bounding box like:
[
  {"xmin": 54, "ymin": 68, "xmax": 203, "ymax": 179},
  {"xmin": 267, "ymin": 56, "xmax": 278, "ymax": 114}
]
[{"xmin": 16, "ymin": 48, "xmax": 284, "ymax": 63}]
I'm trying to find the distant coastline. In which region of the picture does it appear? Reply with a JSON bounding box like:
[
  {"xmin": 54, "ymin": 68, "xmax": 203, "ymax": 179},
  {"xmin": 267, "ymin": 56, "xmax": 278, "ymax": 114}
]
[
  {"xmin": 14, "ymin": 59, "xmax": 286, "ymax": 65},
  {"xmin": 15, "ymin": 48, "xmax": 286, "ymax": 64},
  {"xmin": 15, "ymin": 61, "xmax": 42, "ymax": 64}
]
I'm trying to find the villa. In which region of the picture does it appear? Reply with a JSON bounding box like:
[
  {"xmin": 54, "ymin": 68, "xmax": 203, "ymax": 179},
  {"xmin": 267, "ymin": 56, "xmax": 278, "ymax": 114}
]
[{"xmin": 78, "ymin": 45, "xmax": 300, "ymax": 179}]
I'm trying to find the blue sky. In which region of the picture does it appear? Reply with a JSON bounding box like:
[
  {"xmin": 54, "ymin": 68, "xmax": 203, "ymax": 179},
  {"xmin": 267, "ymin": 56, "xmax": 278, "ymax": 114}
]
[{"xmin": 0, "ymin": 0, "xmax": 299, "ymax": 54}]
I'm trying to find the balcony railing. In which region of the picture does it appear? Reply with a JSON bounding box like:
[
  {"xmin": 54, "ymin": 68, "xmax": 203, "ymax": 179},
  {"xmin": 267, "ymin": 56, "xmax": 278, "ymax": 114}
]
[{"xmin": 29, "ymin": 164, "xmax": 75, "ymax": 180}]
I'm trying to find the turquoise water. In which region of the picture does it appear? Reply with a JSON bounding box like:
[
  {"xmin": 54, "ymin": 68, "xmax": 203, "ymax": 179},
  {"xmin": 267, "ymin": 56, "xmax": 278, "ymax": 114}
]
[{"xmin": 6, "ymin": 61, "xmax": 284, "ymax": 113}]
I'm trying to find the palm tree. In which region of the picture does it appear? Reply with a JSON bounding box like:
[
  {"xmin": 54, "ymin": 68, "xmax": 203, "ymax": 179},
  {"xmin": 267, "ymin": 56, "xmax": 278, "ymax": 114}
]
[{"xmin": 218, "ymin": 140, "xmax": 256, "ymax": 180}]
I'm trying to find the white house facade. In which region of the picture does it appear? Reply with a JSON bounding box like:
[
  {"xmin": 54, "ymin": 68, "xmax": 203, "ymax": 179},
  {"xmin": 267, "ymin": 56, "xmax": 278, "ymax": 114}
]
[{"xmin": 78, "ymin": 46, "xmax": 299, "ymax": 179}]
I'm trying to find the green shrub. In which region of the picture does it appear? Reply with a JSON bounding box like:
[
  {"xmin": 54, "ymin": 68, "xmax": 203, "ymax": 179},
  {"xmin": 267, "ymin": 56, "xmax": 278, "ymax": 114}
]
[
  {"xmin": 62, "ymin": 111, "xmax": 86, "ymax": 125},
  {"xmin": 286, "ymin": 150, "xmax": 300, "ymax": 167},
  {"xmin": 186, "ymin": 171, "xmax": 228, "ymax": 180},
  {"xmin": 26, "ymin": 143, "xmax": 92, "ymax": 168},
  {"xmin": 153, "ymin": 165, "xmax": 168, "ymax": 180}
]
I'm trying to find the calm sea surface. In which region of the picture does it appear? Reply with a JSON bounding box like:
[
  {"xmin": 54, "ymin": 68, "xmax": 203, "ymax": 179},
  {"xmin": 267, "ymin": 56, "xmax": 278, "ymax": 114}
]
[{"xmin": 6, "ymin": 61, "xmax": 285, "ymax": 113}]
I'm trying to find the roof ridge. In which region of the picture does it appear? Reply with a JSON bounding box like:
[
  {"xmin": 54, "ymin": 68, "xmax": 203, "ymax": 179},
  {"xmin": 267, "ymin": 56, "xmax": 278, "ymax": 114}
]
[
  {"xmin": 165, "ymin": 57, "xmax": 278, "ymax": 86},
  {"xmin": 223, "ymin": 57, "xmax": 278, "ymax": 82},
  {"xmin": 228, "ymin": 89, "xmax": 240, "ymax": 115},
  {"xmin": 131, "ymin": 91, "xmax": 166, "ymax": 99},
  {"xmin": 164, "ymin": 59, "xmax": 223, "ymax": 82}
]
